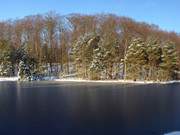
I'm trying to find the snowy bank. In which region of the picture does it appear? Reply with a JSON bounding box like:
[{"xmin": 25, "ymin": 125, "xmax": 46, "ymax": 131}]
[
  {"xmin": 0, "ymin": 77, "xmax": 18, "ymax": 82},
  {"xmin": 55, "ymin": 78, "xmax": 180, "ymax": 84},
  {"xmin": 0, "ymin": 77, "xmax": 179, "ymax": 84}
]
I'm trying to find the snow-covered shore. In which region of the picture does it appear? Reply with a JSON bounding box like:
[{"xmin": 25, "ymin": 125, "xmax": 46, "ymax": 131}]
[
  {"xmin": 54, "ymin": 78, "xmax": 180, "ymax": 84},
  {"xmin": 0, "ymin": 77, "xmax": 18, "ymax": 82},
  {"xmin": 0, "ymin": 77, "xmax": 180, "ymax": 84}
]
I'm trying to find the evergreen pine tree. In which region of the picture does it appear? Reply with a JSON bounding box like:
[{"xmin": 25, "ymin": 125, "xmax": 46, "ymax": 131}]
[
  {"xmin": 125, "ymin": 38, "xmax": 147, "ymax": 80},
  {"xmin": 146, "ymin": 37, "xmax": 162, "ymax": 80},
  {"xmin": 71, "ymin": 33, "xmax": 100, "ymax": 78},
  {"xmin": 89, "ymin": 47, "xmax": 107, "ymax": 79},
  {"xmin": 0, "ymin": 40, "xmax": 14, "ymax": 76},
  {"xmin": 16, "ymin": 45, "xmax": 38, "ymax": 81},
  {"xmin": 159, "ymin": 41, "xmax": 178, "ymax": 80}
]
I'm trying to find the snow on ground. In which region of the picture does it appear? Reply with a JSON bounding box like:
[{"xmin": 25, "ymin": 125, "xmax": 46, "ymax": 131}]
[
  {"xmin": 43, "ymin": 76, "xmax": 59, "ymax": 81},
  {"xmin": 55, "ymin": 78, "xmax": 180, "ymax": 84},
  {"xmin": 164, "ymin": 131, "xmax": 180, "ymax": 135},
  {"xmin": 0, "ymin": 76, "xmax": 180, "ymax": 84},
  {"xmin": 0, "ymin": 77, "xmax": 18, "ymax": 82}
]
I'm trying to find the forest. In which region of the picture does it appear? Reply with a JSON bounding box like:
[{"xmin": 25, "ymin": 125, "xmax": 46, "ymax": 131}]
[{"xmin": 0, "ymin": 12, "xmax": 179, "ymax": 81}]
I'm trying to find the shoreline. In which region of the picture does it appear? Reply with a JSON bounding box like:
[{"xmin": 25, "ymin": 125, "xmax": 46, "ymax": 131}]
[
  {"xmin": 0, "ymin": 77, "xmax": 180, "ymax": 84},
  {"xmin": 54, "ymin": 79, "xmax": 180, "ymax": 84},
  {"xmin": 0, "ymin": 77, "xmax": 19, "ymax": 82}
]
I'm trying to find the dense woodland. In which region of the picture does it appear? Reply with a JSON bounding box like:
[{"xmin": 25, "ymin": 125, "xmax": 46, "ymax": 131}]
[{"xmin": 0, "ymin": 12, "xmax": 179, "ymax": 81}]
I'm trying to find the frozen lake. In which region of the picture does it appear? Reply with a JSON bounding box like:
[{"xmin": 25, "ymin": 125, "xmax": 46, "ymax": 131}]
[{"xmin": 0, "ymin": 81, "xmax": 180, "ymax": 135}]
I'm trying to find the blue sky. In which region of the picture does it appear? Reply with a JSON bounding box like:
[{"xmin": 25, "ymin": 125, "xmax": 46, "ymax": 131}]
[{"xmin": 0, "ymin": 0, "xmax": 179, "ymax": 32}]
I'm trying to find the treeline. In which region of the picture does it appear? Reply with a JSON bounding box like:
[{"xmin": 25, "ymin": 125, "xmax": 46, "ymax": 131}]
[{"xmin": 0, "ymin": 12, "xmax": 179, "ymax": 80}]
